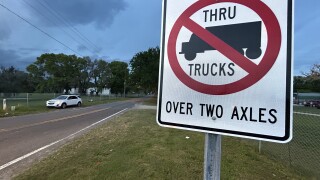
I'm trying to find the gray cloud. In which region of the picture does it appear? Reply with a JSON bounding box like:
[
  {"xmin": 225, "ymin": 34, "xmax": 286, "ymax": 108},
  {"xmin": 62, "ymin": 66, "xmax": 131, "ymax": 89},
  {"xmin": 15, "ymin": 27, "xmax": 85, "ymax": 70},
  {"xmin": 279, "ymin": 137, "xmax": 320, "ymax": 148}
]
[
  {"xmin": 16, "ymin": 58, "xmax": 36, "ymax": 70},
  {"xmin": 18, "ymin": 47, "xmax": 49, "ymax": 55},
  {"xmin": 77, "ymin": 44, "xmax": 87, "ymax": 52},
  {"xmin": 0, "ymin": 27, "xmax": 11, "ymax": 41},
  {"xmin": 0, "ymin": 48, "xmax": 36, "ymax": 70},
  {"xmin": 0, "ymin": 49, "xmax": 20, "ymax": 67},
  {"xmin": 28, "ymin": 0, "xmax": 127, "ymax": 29}
]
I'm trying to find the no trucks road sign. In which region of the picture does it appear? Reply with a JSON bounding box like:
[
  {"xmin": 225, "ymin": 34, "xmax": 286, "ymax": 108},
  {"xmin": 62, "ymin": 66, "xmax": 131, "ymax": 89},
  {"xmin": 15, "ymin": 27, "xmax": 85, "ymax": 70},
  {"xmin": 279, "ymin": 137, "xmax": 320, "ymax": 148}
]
[{"xmin": 157, "ymin": 0, "xmax": 293, "ymax": 143}]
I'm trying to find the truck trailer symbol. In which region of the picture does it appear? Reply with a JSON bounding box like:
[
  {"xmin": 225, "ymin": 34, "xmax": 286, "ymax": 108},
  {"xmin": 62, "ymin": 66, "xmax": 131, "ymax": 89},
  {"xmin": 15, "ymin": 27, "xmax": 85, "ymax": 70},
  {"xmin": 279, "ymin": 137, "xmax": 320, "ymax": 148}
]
[{"xmin": 180, "ymin": 21, "xmax": 262, "ymax": 61}]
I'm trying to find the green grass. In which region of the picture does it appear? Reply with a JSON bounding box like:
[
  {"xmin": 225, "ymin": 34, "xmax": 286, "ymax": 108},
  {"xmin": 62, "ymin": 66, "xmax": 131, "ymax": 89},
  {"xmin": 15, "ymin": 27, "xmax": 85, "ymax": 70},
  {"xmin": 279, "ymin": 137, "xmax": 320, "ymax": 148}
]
[
  {"xmin": 0, "ymin": 97, "xmax": 130, "ymax": 118},
  {"xmin": 15, "ymin": 110, "xmax": 311, "ymax": 180},
  {"xmin": 255, "ymin": 112, "xmax": 320, "ymax": 177},
  {"xmin": 294, "ymin": 105, "xmax": 320, "ymax": 115},
  {"xmin": 142, "ymin": 96, "xmax": 157, "ymax": 106},
  {"xmin": 0, "ymin": 98, "xmax": 54, "ymax": 117}
]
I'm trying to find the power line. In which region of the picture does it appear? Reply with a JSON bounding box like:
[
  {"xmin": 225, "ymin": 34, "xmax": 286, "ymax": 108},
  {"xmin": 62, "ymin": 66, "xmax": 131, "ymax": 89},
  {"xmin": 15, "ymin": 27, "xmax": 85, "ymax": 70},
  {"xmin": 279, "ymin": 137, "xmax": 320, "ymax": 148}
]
[
  {"xmin": 34, "ymin": 0, "xmax": 96, "ymax": 53},
  {"xmin": 40, "ymin": 0, "xmax": 101, "ymax": 53},
  {"xmin": 0, "ymin": 2, "xmax": 82, "ymax": 56},
  {"xmin": 21, "ymin": 0, "xmax": 95, "ymax": 54}
]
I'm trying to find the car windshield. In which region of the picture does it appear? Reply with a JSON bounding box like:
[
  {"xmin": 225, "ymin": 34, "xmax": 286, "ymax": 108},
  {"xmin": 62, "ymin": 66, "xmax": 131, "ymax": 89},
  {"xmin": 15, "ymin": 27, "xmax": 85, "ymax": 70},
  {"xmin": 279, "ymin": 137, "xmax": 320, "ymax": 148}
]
[{"xmin": 54, "ymin": 96, "xmax": 68, "ymax": 100}]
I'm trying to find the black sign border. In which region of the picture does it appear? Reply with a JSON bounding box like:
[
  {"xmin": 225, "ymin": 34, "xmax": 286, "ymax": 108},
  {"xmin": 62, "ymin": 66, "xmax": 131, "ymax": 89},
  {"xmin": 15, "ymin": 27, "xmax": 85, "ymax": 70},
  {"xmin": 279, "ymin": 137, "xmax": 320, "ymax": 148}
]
[{"xmin": 157, "ymin": 0, "xmax": 293, "ymax": 142}]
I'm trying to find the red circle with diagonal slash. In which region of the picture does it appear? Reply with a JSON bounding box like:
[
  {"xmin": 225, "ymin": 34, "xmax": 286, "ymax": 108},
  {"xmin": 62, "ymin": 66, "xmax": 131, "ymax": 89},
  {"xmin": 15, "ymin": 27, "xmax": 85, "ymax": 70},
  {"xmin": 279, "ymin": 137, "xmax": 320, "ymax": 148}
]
[{"xmin": 167, "ymin": 0, "xmax": 281, "ymax": 95}]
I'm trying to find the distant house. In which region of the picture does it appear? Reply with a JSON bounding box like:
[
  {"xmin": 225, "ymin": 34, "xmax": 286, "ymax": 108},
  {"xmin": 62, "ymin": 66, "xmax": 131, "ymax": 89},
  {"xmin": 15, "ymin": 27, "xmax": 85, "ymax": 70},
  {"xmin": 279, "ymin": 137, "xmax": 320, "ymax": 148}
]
[
  {"xmin": 86, "ymin": 88, "xmax": 110, "ymax": 96},
  {"xmin": 70, "ymin": 88, "xmax": 79, "ymax": 94},
  {"xmin": 63, "ymin": 87, "xmax": 110, "ymax": 96},
  {"xmin": 63, "ymin": 88, "xmax": 79, "ymax": 94},
  {"xmin": 100, "ymin": 88, "xmax": 110, "ymax": 95}
]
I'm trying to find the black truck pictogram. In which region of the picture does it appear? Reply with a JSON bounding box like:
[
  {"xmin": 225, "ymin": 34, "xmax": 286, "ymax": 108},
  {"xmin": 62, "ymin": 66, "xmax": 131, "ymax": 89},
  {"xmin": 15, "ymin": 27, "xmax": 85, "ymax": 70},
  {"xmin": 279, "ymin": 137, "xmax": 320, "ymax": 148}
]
[{"xmin": 180, "ymin": 21, "xmax": 262, "ymax": 61}]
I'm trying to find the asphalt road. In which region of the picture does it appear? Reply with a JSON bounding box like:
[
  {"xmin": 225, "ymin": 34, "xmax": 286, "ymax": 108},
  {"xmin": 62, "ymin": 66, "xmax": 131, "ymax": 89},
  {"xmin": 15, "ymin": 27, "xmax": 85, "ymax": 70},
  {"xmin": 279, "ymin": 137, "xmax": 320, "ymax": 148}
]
[{"xmin": 0, "ymin": 100, "xmax": 136, "ymax": 177}]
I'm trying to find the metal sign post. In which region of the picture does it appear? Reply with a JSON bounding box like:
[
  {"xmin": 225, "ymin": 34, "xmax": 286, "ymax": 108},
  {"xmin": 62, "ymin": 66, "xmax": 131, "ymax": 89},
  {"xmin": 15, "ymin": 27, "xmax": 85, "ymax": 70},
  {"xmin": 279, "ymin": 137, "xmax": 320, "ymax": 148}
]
[{"xmin": 204, "ymin": 133, "xmax": 221, "ymax": 180}]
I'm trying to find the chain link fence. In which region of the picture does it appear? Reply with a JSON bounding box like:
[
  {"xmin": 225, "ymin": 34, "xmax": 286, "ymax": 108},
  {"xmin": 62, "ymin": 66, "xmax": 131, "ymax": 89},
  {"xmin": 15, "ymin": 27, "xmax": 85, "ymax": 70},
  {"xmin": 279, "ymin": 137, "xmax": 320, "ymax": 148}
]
[
  {"xmin": 0, "ymin": 92, "xmax": 138, "ymax": 114},
  {"xmin": 0, "ymin": 92, "xmax": 146, "ymax": 106},
  {"xmin": 244, "ymin": 107, "xmax": 320, "ymax": 177},
  {"xmin": 0, "ymin": 93, "xmax": 55, "ymax": 108},
  {"xmin": 0, "ymin": 92, "xmax": 145, "ymax": 111}
]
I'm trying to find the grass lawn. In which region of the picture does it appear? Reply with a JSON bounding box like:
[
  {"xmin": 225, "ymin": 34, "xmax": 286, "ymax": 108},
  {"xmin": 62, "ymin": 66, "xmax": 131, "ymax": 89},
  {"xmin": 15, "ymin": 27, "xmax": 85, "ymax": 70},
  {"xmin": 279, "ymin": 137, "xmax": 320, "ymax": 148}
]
[
  {"xmin": 141, "ymin": 96, "xmax": 157, "ymax": 106},
  {"xmin": 15, "ymin": 109, "xmax": 311, "ymax": 180},
  {"xmin": 293, "ymin": 105, "xmax": 320, "ymax": 115},
  {"xmin": 257, "ymin": 112, "xmax": 320, "ymax": 177},
  {"xmin": 0, "ymin": 97, "xmax": 129, "ymax": 118}
]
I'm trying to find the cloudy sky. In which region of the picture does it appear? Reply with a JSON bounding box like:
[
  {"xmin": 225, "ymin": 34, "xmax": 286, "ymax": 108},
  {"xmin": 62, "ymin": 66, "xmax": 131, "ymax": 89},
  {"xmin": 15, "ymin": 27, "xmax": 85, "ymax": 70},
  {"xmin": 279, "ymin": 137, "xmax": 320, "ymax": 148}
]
[
  {"xmin": 0, "ymin": 0, "xmax": 162, "ymax": 70},
  {"xmin": 0, "ymin": 0, "xmax": 318, "ymax": 75}
]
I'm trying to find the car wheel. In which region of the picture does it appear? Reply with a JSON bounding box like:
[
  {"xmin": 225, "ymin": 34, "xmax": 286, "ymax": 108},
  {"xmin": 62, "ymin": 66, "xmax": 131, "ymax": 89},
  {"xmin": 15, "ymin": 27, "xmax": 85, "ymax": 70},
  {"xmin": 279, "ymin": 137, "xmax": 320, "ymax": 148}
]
[
  {"xmin": 77, "ymin": 102, "xmax": 81, "ymax": 107},
  {"xmin": 61, "ymin": 103, "xmax": 67, "ymax": 109}
]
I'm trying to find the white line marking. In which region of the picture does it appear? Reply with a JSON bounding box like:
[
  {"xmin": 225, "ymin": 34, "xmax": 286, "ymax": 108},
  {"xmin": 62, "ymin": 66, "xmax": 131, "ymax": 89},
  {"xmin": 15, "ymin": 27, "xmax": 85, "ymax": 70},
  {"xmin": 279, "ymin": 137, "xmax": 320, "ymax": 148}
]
[
  {"xmin": 0, "ymin": 108, "xmax": 128, "ymax": 171},
  {"xmin": 294, "ymin": 111, "xmax": 320, "ymax": 117}
]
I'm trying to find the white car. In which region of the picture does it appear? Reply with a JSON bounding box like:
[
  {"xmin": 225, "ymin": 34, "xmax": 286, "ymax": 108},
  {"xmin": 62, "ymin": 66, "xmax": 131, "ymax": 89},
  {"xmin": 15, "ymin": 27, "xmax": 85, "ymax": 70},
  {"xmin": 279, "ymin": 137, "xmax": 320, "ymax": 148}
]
[{"xmin": 46, "ymin": 95, "xmax": 82, "ymax": 109}]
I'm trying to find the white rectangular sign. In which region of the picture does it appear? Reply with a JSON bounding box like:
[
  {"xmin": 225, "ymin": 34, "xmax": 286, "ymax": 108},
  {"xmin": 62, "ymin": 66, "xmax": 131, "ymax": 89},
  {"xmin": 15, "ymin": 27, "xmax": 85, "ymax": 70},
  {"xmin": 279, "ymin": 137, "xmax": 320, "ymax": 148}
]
[{"xmin": 157, "ymin": 0, "xmax": 293, "ymax": 143}]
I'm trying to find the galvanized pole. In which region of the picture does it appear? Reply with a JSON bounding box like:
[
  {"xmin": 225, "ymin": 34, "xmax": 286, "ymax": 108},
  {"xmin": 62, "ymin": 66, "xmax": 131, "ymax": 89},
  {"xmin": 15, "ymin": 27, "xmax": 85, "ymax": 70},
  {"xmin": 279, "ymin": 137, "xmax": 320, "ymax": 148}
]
[
  {"xmin": 259, "ymin": 140, "xmax": 262, "ymax": 153},
  {"xmin": 204, "ymin": 133, "xmax": 221, "ymax": 180}
]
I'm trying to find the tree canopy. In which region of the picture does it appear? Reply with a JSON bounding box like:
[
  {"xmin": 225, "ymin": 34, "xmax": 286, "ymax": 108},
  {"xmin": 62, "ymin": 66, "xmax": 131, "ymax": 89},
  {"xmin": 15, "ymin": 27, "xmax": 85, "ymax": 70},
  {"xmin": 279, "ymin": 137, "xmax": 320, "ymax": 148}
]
[
  {"xmin": 129, "ymin": 47, "xmax": 160, "ymax": 94},
  {"xmin": 26, "ymin": 53, "xmax": 122, "ymax": 94},
  {"xmin": 294, "ymin": 64, "xmax": 320, "ymax": 92},
  {"xmin": 90, "ymin": 59, "xmax": 112, "ymax": 95},
  {"xmin": 27, "ymin": 53, "xmax": 86, "ymax": 93},
  {"xmin": 0, "ymin": 66, "xmax": 30, "ymax": 93},
  {"xmin": 303, "ymin": 64, "xmax": 320, "ymax": 92},
  {"xmin": 109, "ymin": 61, "xmax": 129, "ymax": 95},
  {"xmin": 1, "ymin": 50, "xmax": 319, "ymax": 95}
]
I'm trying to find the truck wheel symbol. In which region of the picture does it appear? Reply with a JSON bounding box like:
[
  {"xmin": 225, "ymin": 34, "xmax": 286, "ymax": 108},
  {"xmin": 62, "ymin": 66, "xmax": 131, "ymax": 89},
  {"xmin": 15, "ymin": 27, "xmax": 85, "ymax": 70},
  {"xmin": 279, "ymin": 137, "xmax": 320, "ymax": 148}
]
[
  {"xmin": 184, "ymin": 52, "xmax": 197, "ymax": 61},
  {"xmin": 180, "ymin": 21, "xmax": 262, "ymax": 61},
  {"xmin": 246, "ymin": 47, "xmax": 262, "ymax": 59}
]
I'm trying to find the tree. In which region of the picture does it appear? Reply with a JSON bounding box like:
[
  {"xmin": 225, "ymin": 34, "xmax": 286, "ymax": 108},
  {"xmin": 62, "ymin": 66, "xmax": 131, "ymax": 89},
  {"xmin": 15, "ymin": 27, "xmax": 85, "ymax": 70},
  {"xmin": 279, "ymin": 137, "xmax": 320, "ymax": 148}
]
[
  {"xmin": 26, "ymin": 53, "xmax": 129, "ymax": 94},
  {"xmin": 303, "ymin": 64, "xmax": 320, "ymax": 92},
  {"xmin": 129, "ymin": 47, "xmax": 160, "ymax": 94},
  {"xmin": 90, "ymin": 59, "xmax": 111, "ymax": 95},
  {"xmin": 293, "ymin": 76, "xmax": 307, "ymax": 92},
  {"xmin": 27, "ymin": 53, "xmax": 86, "ymax": 93},
  {"xmin": 0, "ymin": 66, "xmax": 30, "ymax": 93},
  {"xmin": 77, "ymin": 56, "xmax": 93, "ymax": 94},
  {"xmin": 109, "ymin": 61, "xmax": 129, "ymax": 95},
  {"xmin": 26, "ymin": 63, "xmax": 45, "ymax": 92}
]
